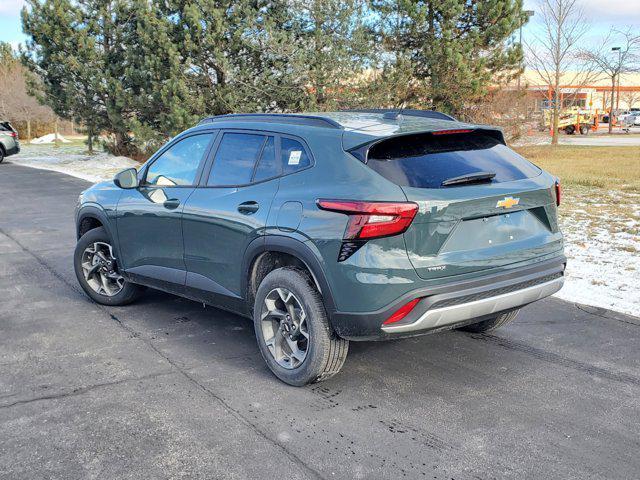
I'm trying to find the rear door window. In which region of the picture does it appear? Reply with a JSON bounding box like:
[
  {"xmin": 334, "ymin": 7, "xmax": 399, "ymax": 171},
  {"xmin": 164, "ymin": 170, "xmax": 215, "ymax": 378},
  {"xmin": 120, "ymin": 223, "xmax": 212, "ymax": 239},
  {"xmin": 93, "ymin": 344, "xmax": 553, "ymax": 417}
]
[
  {"xmin": 208, "ymin": 133, "xmax": 266, "ymax": 186},
  {"xmin": 252, "ymin": 136, "xmax": 280, "ymax": 182},
  {"xmin": 366, "ymin": 132, "xmax": 540, "ymax": 188}
]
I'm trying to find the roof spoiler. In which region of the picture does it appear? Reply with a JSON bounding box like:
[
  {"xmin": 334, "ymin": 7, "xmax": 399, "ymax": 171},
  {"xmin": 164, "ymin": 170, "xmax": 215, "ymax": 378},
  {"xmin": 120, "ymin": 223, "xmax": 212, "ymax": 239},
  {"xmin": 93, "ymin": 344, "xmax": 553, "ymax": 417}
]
[{"xmin": 348, "ymin": 127, "xmax": 507, "ymax": 163}]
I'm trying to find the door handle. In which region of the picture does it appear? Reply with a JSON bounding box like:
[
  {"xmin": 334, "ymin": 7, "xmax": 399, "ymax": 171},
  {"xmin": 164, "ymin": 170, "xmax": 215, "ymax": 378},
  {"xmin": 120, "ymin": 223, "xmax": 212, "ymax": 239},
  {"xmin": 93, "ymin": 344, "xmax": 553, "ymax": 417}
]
[
  {"xmin": 238, "ymin": 201, "xmax": 259, "ymax": 215},
  {"xmin": 163, "ymin": 198, "xmax": 181, "ymax": 209}
]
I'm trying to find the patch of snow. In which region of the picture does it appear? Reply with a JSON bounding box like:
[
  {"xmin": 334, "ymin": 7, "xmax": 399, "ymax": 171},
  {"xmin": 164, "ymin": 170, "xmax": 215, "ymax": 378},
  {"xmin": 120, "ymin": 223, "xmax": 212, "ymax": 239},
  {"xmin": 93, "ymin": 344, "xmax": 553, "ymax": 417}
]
[
  {"xmin": 554, "ymin": 189, "xmax": 640, "ymax": 317},
  {"xmin": 30, "ymin": 133, "xmax": 71, "ymax": 144},
  {"xmin": 9, "ymin": 144, "xmax": 138, "ymax": 183}
]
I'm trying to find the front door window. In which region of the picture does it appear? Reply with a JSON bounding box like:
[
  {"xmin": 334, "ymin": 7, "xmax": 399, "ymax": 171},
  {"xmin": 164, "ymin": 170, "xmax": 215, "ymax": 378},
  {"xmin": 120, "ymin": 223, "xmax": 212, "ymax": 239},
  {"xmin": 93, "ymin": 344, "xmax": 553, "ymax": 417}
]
[{"xmin": 145, "ymin": 134, "xmax": 213, "ymax": 186}]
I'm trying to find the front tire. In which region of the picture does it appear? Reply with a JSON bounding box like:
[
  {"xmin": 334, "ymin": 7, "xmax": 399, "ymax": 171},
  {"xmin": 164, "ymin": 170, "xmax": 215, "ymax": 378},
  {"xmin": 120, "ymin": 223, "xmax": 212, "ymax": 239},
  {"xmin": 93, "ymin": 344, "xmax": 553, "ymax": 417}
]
[
  {"xmin": 458, "ymin": 309, "xmax": 519, "ymax": 333},
  {"xmin": 0, "ymin": 148, "xmax": 5, "ymax": 164},
  {"xmin": 253, "ymin": 267, "xmax": 348, "ymax": 386},
  {"xmin": 74, "ymin": 227, "xmax": 143, "ymax": 306}
]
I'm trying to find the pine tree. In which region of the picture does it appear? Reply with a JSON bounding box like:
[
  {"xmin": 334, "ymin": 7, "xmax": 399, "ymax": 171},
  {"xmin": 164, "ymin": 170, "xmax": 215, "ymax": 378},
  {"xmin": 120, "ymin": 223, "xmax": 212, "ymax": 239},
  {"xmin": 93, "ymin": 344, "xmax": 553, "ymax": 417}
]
[
  {"xmin": 284, "ymin": 0, "xmax": 371, "ymax": 110},
  {"xmin": 159, "ymin": 0, "xmax": 285, "ymax": 116},
  {"xmin": 22, "ymin": 0, "xmax": 196, "ymax": 155},
  {"xmin": 114, "ymin": 0, "xmax": 197, "ymax": 151},
  {"xmin": 371, "ymin": 0, "xmax": 525, "ymax": 117},
  {"xmin": 162, "ymin": 0, "xmax": 371, "ymax": 115},
  {"xmin": 21, "ymin": 0, "xmax": 105, "ymax": 151}
]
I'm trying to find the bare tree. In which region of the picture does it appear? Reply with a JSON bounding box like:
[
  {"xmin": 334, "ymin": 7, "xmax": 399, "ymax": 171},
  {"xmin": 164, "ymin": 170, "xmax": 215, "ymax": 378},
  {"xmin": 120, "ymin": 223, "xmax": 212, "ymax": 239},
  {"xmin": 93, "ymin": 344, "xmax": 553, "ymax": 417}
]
[
  {"xmin": 525, "ymin": 0, "xmax": 594, "ymax": 145},
  {"xmin": 0, "ymin": 42, "xmax": 56, "ymax": 140},
  {"xmin": 581, "ymin": 28, "xmax": 640, "ymax": 133},
  {"xmin": 601, "ymin": 90, "xmax": 611, "ymax": 112},
  {"xmin": 621, "ymin": 89, "xmax": 640, "ymax": 111}
]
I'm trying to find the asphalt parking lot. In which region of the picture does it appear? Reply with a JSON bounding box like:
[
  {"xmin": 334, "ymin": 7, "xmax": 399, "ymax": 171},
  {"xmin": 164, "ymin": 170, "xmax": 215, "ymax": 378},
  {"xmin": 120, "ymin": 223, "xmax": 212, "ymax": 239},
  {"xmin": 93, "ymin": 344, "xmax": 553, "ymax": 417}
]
[
  {"xmin": 1, "ymin": 163, "xmax": 639, "ymax": 479},
  {"xmin": 560, "ymin": 130, "xmax": 640, "ymax": 146}
]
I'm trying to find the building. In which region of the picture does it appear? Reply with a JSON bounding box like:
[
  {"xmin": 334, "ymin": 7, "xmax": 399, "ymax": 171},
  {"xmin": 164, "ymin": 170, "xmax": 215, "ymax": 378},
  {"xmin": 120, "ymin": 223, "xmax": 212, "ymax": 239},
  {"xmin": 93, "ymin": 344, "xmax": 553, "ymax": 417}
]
[{"xmin": 521, "ymin": 71, "xmax": 640, "ymax": 113}]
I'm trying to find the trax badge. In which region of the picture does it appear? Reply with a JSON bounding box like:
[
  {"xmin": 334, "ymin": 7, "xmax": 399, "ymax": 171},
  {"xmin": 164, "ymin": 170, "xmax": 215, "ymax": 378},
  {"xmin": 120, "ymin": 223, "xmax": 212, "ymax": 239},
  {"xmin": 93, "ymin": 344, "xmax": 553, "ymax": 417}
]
[{"xmin": 496, "ymin": 197, "xmax": 520, "ymax": 209}]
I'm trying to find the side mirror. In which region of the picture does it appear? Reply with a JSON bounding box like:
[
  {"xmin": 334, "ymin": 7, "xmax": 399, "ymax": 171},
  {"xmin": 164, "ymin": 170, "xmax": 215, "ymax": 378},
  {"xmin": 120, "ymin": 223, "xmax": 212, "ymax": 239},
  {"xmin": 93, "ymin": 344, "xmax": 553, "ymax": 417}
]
[{"xmin": 114, "ymin": 168, "xmax": 139, "ymax": 189}]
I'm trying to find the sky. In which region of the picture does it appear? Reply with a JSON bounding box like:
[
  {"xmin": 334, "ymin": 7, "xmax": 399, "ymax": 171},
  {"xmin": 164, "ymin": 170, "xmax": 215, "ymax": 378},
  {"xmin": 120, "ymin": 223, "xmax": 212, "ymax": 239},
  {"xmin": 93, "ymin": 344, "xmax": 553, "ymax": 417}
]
[
  {"xmin": 1, "ymin": 0, "xmax": 639, "ymax": 51},
  {"xmin": 0, "ymin": 0, "xmax": 28, "ymax": 50},
  {"xmin": 522, "ymin": 0, "xmax": 640, "ymax": 47}
]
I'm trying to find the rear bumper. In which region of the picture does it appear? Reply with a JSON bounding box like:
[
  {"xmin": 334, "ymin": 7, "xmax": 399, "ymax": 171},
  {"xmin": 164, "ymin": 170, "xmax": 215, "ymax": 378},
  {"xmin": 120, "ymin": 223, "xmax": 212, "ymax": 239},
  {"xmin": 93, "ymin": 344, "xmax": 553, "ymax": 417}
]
[
  {"xmin": 330, "ymin": 255, "xmax": 566, "ymax": 340},
  {"xmin": 381, "ymin": 276, "xmax": 563, "ymax": 334},
  {"xmin": 5, "ymin": 143, "xmax": 19, "ymax": 156}
]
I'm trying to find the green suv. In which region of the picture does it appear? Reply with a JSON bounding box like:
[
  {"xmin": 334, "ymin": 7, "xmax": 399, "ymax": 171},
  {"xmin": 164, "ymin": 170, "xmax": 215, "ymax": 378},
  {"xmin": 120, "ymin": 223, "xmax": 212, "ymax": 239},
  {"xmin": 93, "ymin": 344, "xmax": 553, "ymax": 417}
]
[{"xmin": 74, "ymin": 110, "xmax": 565, "ymax": 385}]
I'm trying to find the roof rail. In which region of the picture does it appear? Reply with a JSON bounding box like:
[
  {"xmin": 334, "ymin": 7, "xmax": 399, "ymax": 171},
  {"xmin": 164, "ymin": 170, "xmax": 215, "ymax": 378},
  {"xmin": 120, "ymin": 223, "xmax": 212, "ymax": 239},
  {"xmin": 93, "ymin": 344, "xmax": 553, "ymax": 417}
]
[
  {"xmin": 342, "ymin": 109, "xmax": 457, "ymax": 122},
  {"xmin": 197, "ymin": 113, "xmax": 343, "ymax": 130}
]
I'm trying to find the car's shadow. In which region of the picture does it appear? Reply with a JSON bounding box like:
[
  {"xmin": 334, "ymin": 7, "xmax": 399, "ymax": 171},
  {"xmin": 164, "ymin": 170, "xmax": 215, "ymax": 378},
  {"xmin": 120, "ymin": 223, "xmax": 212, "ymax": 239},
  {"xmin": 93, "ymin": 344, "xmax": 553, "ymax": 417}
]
[
  {"xmin": 107, "ymin": 286, "xmax": 545, "ymax": 396},
  {"xmin": 14, "ymin": 248, "xmax": 579, "ymax": 398}
]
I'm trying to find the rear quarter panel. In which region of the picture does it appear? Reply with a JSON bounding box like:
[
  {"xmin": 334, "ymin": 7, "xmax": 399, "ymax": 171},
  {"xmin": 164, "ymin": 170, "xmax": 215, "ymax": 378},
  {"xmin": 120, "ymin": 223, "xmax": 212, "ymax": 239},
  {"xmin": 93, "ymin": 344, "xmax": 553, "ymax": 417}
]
[{"xmin": 268, "ymin": 132, "xmax": 424, "ymax": 313}]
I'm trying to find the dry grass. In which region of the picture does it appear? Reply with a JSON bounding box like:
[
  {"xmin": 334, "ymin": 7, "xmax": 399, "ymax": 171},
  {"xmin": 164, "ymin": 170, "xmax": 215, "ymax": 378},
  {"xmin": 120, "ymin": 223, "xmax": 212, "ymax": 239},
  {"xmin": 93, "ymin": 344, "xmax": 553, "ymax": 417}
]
[{"xmin": 514, "ymin": 145, "xmax": 640, "ymax": 192}]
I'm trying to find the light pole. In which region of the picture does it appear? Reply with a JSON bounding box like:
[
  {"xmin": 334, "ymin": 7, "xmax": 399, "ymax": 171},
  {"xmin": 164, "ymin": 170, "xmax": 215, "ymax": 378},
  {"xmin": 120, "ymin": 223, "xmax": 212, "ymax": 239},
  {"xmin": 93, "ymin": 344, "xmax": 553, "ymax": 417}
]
[
  {"xmin": 517, "ymin": 10, "xmax": 535, "ymax": 91},
  {"xmin": 611, "ymin": 47, "xmax": 621, "ymax": 131}
]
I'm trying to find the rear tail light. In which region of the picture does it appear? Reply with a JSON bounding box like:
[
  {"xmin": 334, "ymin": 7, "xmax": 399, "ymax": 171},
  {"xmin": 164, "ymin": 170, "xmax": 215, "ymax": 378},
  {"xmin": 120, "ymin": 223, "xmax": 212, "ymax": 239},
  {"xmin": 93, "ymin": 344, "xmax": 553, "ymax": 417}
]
[
  {"xmin": 383, "ymin": 298, "xmax": 422, "ymax": 325},
  {"xmin": 9, "ymin": 132, "xmax": 17, "ymax": 138},
  {"xmin": 555, "ymin": 180, "xmax": 561, "ymax": 206},
  {"xmin": 317, "ymin": 200, "xmax": 418, "ymax": 240}
]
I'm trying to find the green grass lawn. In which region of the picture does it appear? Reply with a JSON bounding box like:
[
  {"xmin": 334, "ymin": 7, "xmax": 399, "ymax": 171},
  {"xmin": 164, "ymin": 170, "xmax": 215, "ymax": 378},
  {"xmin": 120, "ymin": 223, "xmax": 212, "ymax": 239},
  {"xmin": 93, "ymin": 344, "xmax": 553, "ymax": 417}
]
[
  {"xmin": 515, "ymin": 145, "xmax": 640, "ymax": 192},
  {"xmin": 515, "ymin": 144, "xmax": 639, "ymax": 244}
]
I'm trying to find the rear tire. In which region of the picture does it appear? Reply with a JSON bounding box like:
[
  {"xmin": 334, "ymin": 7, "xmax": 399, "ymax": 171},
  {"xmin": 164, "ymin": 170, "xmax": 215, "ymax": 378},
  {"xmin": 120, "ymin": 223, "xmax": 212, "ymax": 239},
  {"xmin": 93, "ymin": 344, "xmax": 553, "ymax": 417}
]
[
  {"xmin": 0, "ymin": 147, "xmax": 5, "ymax": 164},
  {"xmin": 564, "ymin": 125, "xmax": 575, "ymax": 135},
  {"xmin": 579, "ymin": 125, "xmax": 589, "ymax": 135},
  {"xmin": 74, "ymin": 227, "xmax": 143, "ymax": 306},
  {"xmin": 458, "ymin": 309, "xmax": 519, "ymax": 333},
  {"xmin": 253, "ymin": 267, "xmax": 348, "ymax": 386}
]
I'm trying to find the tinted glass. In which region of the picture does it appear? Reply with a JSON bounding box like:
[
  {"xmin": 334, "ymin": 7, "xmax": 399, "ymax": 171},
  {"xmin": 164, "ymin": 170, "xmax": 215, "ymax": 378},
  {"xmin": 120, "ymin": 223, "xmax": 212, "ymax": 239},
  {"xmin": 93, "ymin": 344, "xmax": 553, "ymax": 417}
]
[
  {"xmin": 281, "ymin": 138, "xmax": 311, "ymax": 174},
  {"xmin": 146, "ymin": 134, "xmax": 213, "ymax": 186},
  {"xmin": 253, "ymin": 136, "xmax": 279, "ymax": 182},
  {"xmin": 367, "ymin": 133, "xmax": 541, "ymax": 189},
  {"xmin": 208, "ymin": 133, "xmax": 265, "ymax": 186}
]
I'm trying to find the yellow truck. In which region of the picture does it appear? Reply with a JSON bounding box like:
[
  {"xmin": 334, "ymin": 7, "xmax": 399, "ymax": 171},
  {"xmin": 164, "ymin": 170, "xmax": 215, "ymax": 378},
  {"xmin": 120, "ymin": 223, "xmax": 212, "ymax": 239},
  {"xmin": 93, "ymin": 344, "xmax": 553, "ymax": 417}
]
[{"xmin": 544, "ymin": 108, "xmax": 594, "ymax": 135}]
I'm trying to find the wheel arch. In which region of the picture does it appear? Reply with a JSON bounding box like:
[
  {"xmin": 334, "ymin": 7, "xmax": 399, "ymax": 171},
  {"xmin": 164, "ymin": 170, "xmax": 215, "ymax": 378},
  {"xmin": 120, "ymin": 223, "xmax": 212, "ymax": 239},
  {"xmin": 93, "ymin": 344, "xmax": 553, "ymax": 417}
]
[
  {"xmin": 242, "ymin": 235, "xmax": 337, "ymax": 320},
  {"xmin": 76, "ymin": 205, "xmax": 122, "ymax": 261}
]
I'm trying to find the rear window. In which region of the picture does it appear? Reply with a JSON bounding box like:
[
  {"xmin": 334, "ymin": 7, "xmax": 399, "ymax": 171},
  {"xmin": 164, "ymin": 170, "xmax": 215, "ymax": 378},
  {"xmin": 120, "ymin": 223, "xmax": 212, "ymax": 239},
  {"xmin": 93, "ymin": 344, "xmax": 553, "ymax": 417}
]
[{"xmin": 366, "ymin": 132, "xmax": 540, "ymax": 188}]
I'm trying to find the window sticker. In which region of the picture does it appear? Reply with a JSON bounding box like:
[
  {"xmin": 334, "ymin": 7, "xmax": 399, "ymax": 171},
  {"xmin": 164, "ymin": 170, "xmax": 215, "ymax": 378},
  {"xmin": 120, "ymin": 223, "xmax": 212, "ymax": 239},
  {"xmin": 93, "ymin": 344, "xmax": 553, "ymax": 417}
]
[{"xmin": 288, "ymin": 150, "xmax": 302, "ymax": 165}]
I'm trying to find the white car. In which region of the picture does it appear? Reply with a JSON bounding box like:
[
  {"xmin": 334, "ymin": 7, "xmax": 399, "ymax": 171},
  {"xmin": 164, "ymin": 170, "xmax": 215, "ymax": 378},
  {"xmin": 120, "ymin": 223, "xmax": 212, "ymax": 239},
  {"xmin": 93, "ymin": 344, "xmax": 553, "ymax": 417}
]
[
  {"xmin": 618, "ymin": 111, "xmax": 640, "ymax": 125},
  {"xmin": 620, "ymin": 112, "xmax": 640, "ymax": 126}
]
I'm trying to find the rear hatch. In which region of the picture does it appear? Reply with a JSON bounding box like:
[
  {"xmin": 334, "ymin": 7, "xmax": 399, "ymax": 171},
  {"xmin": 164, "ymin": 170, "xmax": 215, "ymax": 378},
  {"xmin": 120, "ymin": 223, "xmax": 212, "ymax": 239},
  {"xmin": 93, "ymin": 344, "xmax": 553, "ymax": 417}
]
[
  {"xmin": 0, "ymin": 122, "xmax": 18, "ymax": 146},
  {"xmin": 364, "ymin": 130, "xmax": 563, "ymax": 280}
]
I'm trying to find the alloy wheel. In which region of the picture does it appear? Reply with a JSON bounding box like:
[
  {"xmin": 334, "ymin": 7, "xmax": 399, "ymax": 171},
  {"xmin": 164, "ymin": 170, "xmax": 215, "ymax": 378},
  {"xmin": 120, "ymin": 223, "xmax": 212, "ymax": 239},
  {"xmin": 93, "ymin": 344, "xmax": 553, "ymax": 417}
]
[
  {"xmin": 261, "ymin": 287, "xmax": 309, "ymax": 369},
  {"xmin": 81, "ymin": 241, "xmax": 124, "ymax": 297}
]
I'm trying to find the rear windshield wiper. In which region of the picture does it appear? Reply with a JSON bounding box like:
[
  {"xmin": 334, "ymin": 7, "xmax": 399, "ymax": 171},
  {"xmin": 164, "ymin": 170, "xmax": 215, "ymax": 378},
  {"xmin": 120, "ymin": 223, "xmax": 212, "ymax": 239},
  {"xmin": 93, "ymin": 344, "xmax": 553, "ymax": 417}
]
[{"xmin": 441, "ymin": 172, "xmax": 496, "ymax": 187}]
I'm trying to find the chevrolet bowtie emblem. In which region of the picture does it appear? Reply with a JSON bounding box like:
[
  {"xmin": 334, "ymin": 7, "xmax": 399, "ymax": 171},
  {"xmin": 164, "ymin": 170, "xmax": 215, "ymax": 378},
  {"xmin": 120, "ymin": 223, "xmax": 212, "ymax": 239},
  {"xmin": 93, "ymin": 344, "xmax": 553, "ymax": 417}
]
[{"xmin": 496, "ymin": 196, "xmax": 520, "ymax": 209}]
